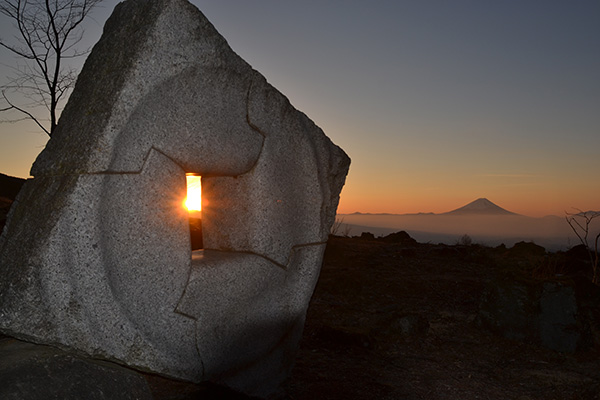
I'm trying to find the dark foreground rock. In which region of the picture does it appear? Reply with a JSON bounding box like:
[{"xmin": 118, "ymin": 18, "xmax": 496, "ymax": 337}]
[
  {"xmin": 476, "ymin": 276, "xmax": 600, "ymax": 353},
  {"xmin": 0, "ymin": 336, "xmax": 153, "ymax": 400},
  {"xmin": 379, "ymin": 230, "xmax": 417, "ymax": 245}
]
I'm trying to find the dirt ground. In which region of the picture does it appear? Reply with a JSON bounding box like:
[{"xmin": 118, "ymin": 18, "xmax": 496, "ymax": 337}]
[{"xmin": 284, "ymin": 236, "xmax": 600, "ymax": 400}]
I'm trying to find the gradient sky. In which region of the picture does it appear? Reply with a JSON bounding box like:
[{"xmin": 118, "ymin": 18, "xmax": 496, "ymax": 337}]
[{"xmin": 1, "ymin": 1, "xmax": 598, "ymax": 217}]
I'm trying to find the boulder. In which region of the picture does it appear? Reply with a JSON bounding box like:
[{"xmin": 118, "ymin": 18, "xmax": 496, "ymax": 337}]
[
  {"xmin": 507, "ymin": 241, "xmax": 546, "ymax": 258},
  {"xmin": 359, "ymin": 232, "xmax": 376, "ymax": 241},
  {"xmin": 379, "ymin": 231, "xmax": 417, "ymax": 245},
  {"xmin": 0, "ymin": 0, "xmax": 350, "ymax": 398},
  {"xmin": 476, "ymin": 276, "xmax": 600, "ymax": 353}
]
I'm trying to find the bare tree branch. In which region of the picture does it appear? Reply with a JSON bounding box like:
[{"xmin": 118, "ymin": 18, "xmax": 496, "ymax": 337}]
[
  {"xmin": 2, "ymin": 90, "xmax": 50, "ymax": 135},
  {"xmin": 566, "ymin": 209, "xmax": 600, "ymax": 284},
  {"xmin": 0, "ymin": 0, "xmax": 102, "ymax": 136}
]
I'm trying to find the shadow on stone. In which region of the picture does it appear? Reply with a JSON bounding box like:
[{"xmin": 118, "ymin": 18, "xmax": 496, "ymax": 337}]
[
  {"xmin": 189, "ymin": 217, "xmax": 203, "ymax": 250},
  {"xmin": 0, "ymin": 337, "xmax": 153, "ymax": 400}
]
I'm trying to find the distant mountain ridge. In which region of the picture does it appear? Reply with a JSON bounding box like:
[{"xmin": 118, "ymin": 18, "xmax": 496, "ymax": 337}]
[
  {"xmin": 344, "ymin": 198, "xmax": 518, "ymax": 217},
  {"xmin": 336, "ymin": 198, "xmax": 580, "ymax": 251}
]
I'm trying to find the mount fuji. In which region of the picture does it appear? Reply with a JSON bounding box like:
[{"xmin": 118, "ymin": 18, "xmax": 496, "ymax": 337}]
[{"xmin": 442, "ymin": 198, "xmax": 517, "ymax": 216}]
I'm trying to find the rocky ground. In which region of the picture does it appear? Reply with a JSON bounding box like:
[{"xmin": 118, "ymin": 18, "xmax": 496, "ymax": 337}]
[{"xmin": 285, "ymin": 235, "xmax": 600, "ymax": 400}]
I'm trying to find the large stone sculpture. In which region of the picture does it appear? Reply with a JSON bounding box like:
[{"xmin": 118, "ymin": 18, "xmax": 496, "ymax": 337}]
[{"xmin": 0, "ymin": 0, "xmax": 350, "ymax": 398}]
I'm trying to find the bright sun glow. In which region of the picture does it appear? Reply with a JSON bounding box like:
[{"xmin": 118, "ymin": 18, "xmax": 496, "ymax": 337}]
[{"xmin": 184, "ymin": 175, "xmax": 202, "ymax": 211}]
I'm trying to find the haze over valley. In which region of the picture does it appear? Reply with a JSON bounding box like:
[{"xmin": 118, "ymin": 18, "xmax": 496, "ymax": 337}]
[{"xmin": 337, "ymin": 198, "xmax": 598, "ymax": 251}]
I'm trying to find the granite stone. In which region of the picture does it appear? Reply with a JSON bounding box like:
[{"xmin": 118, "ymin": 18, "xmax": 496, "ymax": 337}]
[{"xmin": 0, "ymin": 0, "xmax": 349, "ymax": 398}]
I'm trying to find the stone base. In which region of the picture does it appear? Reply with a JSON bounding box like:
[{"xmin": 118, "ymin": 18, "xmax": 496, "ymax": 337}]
[{"xmin": 0, "ymin": 336, "xmax": 153, "ymax": 400}]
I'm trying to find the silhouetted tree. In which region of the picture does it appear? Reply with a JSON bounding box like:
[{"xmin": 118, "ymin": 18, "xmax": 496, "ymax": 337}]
[
  {"xmin": 565, "ymin": 209, "xmax": 600, "ymax": 284},
  {"xmin": 0, "ymin": 0, "xmax": 102, "ymax": 136},
  {"xmin": 458, "ymin": 234, "xmax": 473, "ymax": 246}
]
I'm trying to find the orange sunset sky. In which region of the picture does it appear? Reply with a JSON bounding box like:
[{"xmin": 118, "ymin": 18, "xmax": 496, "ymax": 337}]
[{"xmin": 1, "ymin": 1, "xmax": 598, "ymax": 217}]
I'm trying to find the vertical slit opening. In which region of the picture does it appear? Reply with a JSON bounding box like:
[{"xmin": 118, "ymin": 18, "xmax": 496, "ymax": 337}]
[{"xmin": 185, "ymin": 174, "xmax": 203, "ymax": 250}]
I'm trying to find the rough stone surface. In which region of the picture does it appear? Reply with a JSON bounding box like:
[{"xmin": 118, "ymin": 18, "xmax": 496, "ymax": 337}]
[
  {"xmin": 0, "ymin": 0, "xmax": 350, "ymax": 398},
  {"xmin": 0, "ymin": 337, "xmax": 153, "ymax": 400}
]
